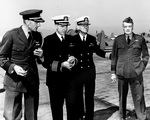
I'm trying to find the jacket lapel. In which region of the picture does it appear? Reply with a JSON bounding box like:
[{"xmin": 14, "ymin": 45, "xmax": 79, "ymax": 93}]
[
  {"xmin": 77, "ymin": 34, "xmax": 82, "ymax": 42},
  {"xmin": 28, "ymin": 31, "xmax": 41, "ymax": 50},
  {"xmin": 121, "ymin": 34, "xmax": 128, "ymax": 46},
  {"xmin": 18, "ymin": 27, "xmax": 29, "ymax": 47},
  {"xmin": 128, "ymin": 33, "xmax": 136, "ymax": 46},
  {"xmin": 28, "ymin": 32, "xmax": 36, "ymax": 49},
  {"xmin": 18, "ymin": 28, "xmax": 38, "ymax": 49},
  {"xmin": 54, "ymin": 32, "xmax": 62, "ymax": 43}
]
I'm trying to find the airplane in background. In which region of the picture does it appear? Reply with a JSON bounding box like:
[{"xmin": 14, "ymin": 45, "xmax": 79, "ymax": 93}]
[
  {"xmin": 96, "ymin": 30, "xmax": 116, "ymax": 52},
  {"xmin": 141, "ymin": 32, "xmax": 150, "ymax": 43},
  {"xmin": 96, "ymin": 31, "xmax": 150, "ymax": 52},
  {"xmin": 67, "ymin": 29, "xmax": 78, "ymax": 36}
]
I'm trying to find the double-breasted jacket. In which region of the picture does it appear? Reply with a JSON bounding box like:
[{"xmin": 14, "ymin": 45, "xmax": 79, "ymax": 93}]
[
  {"xmin": 42, "ymin": 33, "xmax": 75, "ymax": 85},
  {"xmin": 71, "ymin": 33, "xmax": 106, "ymax": 73}
]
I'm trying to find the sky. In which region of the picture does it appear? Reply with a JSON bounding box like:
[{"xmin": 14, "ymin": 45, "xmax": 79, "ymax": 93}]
[{"xmin": 0, "ymin": 0, "xmax": 150, "ymax": 37}]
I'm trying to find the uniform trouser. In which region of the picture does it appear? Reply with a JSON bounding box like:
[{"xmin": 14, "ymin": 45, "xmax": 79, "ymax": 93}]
[
  {"xmin": 118, "ymin": 74, "xmax": 147, "ymax": 120},
  {"xmin": 76, "ymin": 67, "xmax": 96, "ymax": 120},
  {"xmin": 48, "ymin": 77, "xmax": 79, "ymax": 120},
  {"xmin": 3, "ymin": 89, "xmax": 39, "ymax": 120}
]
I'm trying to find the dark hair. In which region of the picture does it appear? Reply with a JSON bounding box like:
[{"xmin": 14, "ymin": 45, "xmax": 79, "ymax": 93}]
[{"xmin": 123, "ymin": 17, "xmax": 133, "ymax": 24}]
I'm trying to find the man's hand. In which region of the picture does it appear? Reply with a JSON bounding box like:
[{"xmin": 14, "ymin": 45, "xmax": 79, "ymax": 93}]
[
  {"xmin": 33, "ymin": 48, "xmax": 43, "ymax": 57},
  {"xmin": 61, "ymin": 61, "xmax": 72, "ymax": 70},
  {"xmin": 67, "ymin": 56, "xmax": 77, "ymax": 68},
  {"xmin": 14, "ymin": 65, "xmax": 27, "ymax": 76},
  {"xmin": 61, "ymin": 56, "xmax": 78, "ymax": 71},
  {"xmin": 111, "ymin": 73, "xmax": 117, "ymax": 83}
]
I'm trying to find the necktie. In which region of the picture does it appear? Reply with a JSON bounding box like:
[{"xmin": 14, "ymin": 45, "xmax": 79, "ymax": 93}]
[
  {"xmin": 61, "ymin": 36, "xmax": 65, "ymax": 41},
  {"xmin": 127, "ymin": 36, "xmax": 130, "ymax": 44},
  {"xmin": 28, "ymin": 32, "xmax": 32, "ymax": 45},
  {"xmin": 83, "ymin": 36, "xmax": 85, "ymax": 42}
]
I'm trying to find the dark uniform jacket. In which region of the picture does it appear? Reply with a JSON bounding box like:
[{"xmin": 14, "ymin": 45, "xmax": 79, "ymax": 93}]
[
  {"xmin": 42, "ymin": 33, "xmax": 74, "ymax": 86},
  {"xmin": 111, "ymin": 33, "xmax": 149, "ymax": 78},
  {"xmin": 0, "ymin": 26, "xmax": 42, "ymax": 92},
  {"xmin": 72, "ymin": 33, "xmax": 106, "ymax": 73}
]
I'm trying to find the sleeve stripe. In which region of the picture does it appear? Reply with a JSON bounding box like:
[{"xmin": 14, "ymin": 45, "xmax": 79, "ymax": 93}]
[{"xmin": 51, "ymin": 61, "xmax": 59, "ymax": 72}]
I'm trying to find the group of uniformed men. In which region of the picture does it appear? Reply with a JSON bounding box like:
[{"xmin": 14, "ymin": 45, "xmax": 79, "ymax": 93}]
[{"xmin": 0, "ymin": 8, "xmax": 149, "ymax": 120}]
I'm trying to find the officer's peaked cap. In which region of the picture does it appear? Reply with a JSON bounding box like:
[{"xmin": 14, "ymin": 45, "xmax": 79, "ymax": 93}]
[
  {"xmin": 75, "ymin": 16, "xmax": 90, "ymax": 25},
  {"xmin": 19, "ymin": 9, "xmax": 45, "ymax": 22},
  {"xmin": 51, "ymin": 15, "xmax": 70, "ymax": 26}
]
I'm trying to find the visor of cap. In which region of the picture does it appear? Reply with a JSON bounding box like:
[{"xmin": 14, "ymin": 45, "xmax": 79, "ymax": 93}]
[
  {"xmin": 29, "ymin": 17, "xmax": 45, "ymax": 22},
  {"xmin": 77, "ymin": 22, "xmax": 90, "ymax": 25},
  {"xmin": 56, "ymin": 22, "xmax": 70, "ymax": 26}
]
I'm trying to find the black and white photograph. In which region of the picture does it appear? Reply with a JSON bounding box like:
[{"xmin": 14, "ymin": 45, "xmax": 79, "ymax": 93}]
[{"xmin": 0, "ymin": 0, "xmax": 150, "ymax": 120}]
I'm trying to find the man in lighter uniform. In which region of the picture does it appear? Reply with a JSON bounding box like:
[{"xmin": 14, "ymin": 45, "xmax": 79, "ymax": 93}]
[{"xmin": 111, "ymin": 17, "xmax": 149, "ymax": 120}]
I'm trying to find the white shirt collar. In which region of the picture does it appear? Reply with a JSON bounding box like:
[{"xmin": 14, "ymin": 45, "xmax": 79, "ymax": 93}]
[
  {"xmin": 22, "ymin": 25, "xmax": 30, "ymax": 38},
  {"xmin": 56, "ymin": 32, "xmax": 64, "ymax": 41},
  {"xmin": 125, "ymin": 33, "xmax": 132, "ymax": 40},
  {"xmin": 79, "ymin": 33, "xmax": 87, "ymax": 41}
]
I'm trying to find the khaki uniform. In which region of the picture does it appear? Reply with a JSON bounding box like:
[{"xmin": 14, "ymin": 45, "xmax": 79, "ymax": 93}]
[{"xmin": 111, "ymin": 33, "xmax": 149, "ymax": 120}]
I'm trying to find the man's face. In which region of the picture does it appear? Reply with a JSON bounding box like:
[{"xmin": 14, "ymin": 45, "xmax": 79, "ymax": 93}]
[
  {"xmin": 78, "ymin": 24, "xmax": 89, "ymax": 34},
  {"xmin": 27, "ymin": 20, "xmax": 41, "ymax": 31},
  {"xmin": 122, "ymin": 22, "xmax": 133, "ymax": 35},
  {"xmin": 56, "ymin": 24, "xmax": 68, "ymax": 35}
]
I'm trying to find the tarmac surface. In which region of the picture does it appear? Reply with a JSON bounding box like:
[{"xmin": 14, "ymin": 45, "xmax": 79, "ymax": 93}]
[
  {"xmin": 1, "ymin": 55, "xmax": 150, "ymax": 120},
  {"xmin": 0, "ymin": 65, "xmax": 109, "ymax": 120}
]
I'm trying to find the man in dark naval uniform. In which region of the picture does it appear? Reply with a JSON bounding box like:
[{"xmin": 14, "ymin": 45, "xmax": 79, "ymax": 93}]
[
  {"xmin": 42, "ymin": 15, "xmax": 78, "ymax": 120},
  {"xmin": 111, "ymin": 17, "xmax": 149, "ymax": 120},
  {"xmin": 72, "ymin": 16, "xmax": 111, "ymax": 120},
  {"xmin": 0, "ymin": 9, "xmax": 45, "ymax": 120}
]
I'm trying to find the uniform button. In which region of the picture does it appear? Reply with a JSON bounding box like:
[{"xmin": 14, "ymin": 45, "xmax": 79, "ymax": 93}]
[
  {"xmin": 59, "ymin": 55, "xmax": 61, "ymax": 57},
  {"xmin": 80, "ymin": 60, "xmax": 83, "ymax": 62},
  {"xmin": 80, "ymin": 54, "xmax": 83, "ymax": 56},
  {"xmin": 87, "ymin": 53, "xmax": 89, "ymax": 55},
  {"xmin": 81, "ymin": 66, "xmax": 83, "ymax": 69},
  {"xmin": 87, "ymin": 59, "xmax": 89, "ymax": 61},
  {"xmin": 88, "ymin": 65, "xmax": 90, "ymax": 67}
]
